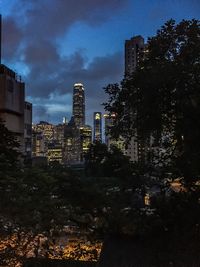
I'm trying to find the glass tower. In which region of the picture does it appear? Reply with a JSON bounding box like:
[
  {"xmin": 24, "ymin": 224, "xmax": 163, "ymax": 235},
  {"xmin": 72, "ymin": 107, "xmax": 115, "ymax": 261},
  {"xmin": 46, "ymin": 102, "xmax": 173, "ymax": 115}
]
[
  {"xmin": 72, "ymin": 83, "xmax": 85, "ymax": 128},
  {"xmin": 93, "ymin": 112, "xmax": 102, "ymax": 142}
]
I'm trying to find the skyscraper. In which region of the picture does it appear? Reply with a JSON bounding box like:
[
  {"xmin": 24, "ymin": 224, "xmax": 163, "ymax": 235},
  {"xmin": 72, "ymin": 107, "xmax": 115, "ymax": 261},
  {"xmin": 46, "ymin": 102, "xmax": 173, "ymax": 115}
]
[
  {"xmin": 125, "ymin": 35, "xmax": 145, "ymax": 77},
  {"xmin": 72, "ymin": 83, "xmax": 85, "ymax": 128},
  {"xmin": 80, "ymin": 125, "xmax": 92, "ymax": 161},
  {"xmin": 124, "ymin": 35, "xmax": 147, "ymax": 162},
  {"xmin": 93, "ymin": 112, "xmax": 102, "ymax": 142}
]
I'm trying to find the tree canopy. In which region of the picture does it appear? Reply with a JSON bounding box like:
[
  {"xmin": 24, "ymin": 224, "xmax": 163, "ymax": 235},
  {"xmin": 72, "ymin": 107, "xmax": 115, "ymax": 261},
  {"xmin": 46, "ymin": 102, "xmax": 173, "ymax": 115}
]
[
  {"xmin": 0, "ymin": 119, "xmax": 20, "ymax": 171},
  {"xmin": 104, "ymin": 19, "xmax": 200, "ymax": 187}
]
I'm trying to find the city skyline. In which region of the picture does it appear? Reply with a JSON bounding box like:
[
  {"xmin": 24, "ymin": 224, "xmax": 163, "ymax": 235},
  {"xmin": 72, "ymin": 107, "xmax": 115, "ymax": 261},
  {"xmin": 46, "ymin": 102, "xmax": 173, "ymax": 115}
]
[{"xmin": 0, "ymin": 0, "xmax": 199, "ymax": 125}]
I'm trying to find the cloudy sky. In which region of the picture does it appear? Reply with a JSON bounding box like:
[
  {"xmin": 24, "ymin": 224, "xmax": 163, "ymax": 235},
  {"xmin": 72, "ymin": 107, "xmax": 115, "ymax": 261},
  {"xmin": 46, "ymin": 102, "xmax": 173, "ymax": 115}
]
[{"xmin": 0, "ymin": 0, "xmax": 199, "ymax": 125}]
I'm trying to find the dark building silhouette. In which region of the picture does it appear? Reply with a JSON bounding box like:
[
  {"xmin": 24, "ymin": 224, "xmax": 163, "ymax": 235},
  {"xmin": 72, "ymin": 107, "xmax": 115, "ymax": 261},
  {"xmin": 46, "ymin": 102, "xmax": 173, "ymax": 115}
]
[
  {"xmin": 72, "ymin": 83, "xmax": 85, "ymax": 128},
  {"xmin": 124, "ymin": 35, "xmax": 148, "ymax": 162},
  {"xmin": 93, "ymin": 112, "xmax": 102, "ymax": 142},
  {"xmin": 125, "ymin": 35, "xmax": 145, "ymax": 77}
]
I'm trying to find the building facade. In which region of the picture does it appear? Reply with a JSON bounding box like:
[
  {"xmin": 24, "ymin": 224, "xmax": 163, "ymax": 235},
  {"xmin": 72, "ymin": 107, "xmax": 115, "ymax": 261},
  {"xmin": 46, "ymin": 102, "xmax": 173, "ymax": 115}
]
[
  {"xmin": 63, "ymin": 117, "xmax": 81, "ymax": 164},
  {"xmin": 80, "ymin": 125, "xmax": 92, "ymax": 161},
  {"xmin": 72, "ymin": 83, "xmax": 85, "ymax": 128},
  {"xmin": 32, "ymin": 131, "xmax": 46, "ymax": 157},
  {"xmin": 93, "ymin": 112, "xmax": 102, "ymax": 143},
  {"xmin": 124, "ymin": 35, "xmax": 147, "ymax": 162},
  {"xmin": 0, "ymin": 64, "xmax": 25, "ymax": 152},
  {"xmin": 125, "ymin": 35, "xmax": 145, "ymax": 77},
  {"xmin": 47, "ymin": 143, "xmax": 63, "ymax": 164}
]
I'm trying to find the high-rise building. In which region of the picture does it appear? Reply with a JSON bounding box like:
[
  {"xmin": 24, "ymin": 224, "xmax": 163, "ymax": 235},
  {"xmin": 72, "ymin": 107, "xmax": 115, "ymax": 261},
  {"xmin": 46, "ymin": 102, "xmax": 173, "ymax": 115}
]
[
  {"xmin": 54, "ymin": 123, "xmax": 66, "ymax": 148},
  {"xmin": 124, "ymin": 35, "xmax": 147, "ymax": 162},
  {"xmin": 80, "ymin": 125, "xmax": 92, "ymax": 161},
  {"xmin": 32, "ymin": 131, "xmax": 46, "ymax": 157},
  {"xmin": 47, "ymin": 143, "xmax": 63, "ymax": 164},
  {"xmin": 63, "ymin": 117, "xmax": 80, "ymax": 164},
  {"xmin": 125, "ymin": 35, "xmax": 145, "ymax": 77},
  {"xmin": 72, "ymin": 83, "xmax": 85, "ymax": 128},
  {"xmin": 32, "ymin": 121, "xmax": 55, "ymax": 143},
  {"xmin": 93, "ymin": 112, "xmax": 102, "ymax": 142}
]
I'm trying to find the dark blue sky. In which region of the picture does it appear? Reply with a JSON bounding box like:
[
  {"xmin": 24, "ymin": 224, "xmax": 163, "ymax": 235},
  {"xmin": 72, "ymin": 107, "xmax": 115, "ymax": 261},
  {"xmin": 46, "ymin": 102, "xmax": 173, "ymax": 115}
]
[{"xmin": 1, "ymin": 0, "xmax": 199, "ymax": 125}]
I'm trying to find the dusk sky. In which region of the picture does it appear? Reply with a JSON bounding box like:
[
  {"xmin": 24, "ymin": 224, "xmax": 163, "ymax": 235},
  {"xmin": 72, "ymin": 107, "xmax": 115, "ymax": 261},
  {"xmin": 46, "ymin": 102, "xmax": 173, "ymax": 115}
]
[{"xmin": 0, "ymin": 0, "xmax": 199, "ymax": 125}]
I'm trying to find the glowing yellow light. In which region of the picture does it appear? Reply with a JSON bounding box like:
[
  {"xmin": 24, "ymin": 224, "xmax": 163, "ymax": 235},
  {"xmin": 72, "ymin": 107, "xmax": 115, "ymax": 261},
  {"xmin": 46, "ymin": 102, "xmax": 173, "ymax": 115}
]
[{"xmin": 95, "ymin": 113, "xmax": 101, "ymax": 120}]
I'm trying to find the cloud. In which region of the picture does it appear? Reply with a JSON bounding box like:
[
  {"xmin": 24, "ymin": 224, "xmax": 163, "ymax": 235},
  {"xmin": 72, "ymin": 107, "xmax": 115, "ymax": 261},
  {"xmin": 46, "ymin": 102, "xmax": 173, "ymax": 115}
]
[
  {"xmin": 2, "ymin": 0, "xmax": 127, "ymax": 123},
  {"xmin": 2, "ymin": 17, "xmax": 23, "ymax": 60},
  {"xmin": 26, "ymin": 50, "xmax": 123, "ymax": 123}
]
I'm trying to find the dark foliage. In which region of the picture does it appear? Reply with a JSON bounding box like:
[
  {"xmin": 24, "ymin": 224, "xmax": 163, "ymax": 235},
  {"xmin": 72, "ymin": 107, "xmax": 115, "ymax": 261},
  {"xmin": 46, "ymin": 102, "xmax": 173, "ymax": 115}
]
[{"xmin": 104, "ymin": 19, "xmax": 200, "ymax": 187}]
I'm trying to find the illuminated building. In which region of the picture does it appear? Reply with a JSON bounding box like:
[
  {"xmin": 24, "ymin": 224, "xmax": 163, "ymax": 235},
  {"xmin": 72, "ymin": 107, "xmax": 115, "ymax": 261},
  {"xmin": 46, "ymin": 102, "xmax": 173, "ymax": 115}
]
[
  {"xmin": 32, "ymin": 121, "xmax": 55, "ymax": 158},
  {"xmin": 47, "ymin": 143, "xmax": 63, "ymax": 164},
  {"xmin": 32, "ymin": 121, "xmax": 55, "ymax": 143},
  {"xmin": 63, "ymin": 83, "xmax": 86, "ymax": 164},
  {"xmin": 32, "ymin": 131, "xmax": 46, "ymax": 157},
  {"xmin": 54, "ymin": 123, "xmax": 66, "ymax": 148},
  {"xmin": 93, "ymin": 112, "xmax": 102, "ymax": 142},
  {"xmin": 63, "ymin": 117, "xmax": 80, "ymax": 164},
  {"xmin": 80, "ymin": 125, "xmax": 92, "ymax": 161},
  {"xmin": 72, "ymin": 83, "xmax": 85, "ymax": 128}
]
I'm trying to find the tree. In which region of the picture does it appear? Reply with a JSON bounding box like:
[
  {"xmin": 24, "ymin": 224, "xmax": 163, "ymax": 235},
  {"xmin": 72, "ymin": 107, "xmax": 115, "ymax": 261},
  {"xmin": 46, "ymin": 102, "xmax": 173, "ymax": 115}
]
[
  {"xmin": 85, "ymin": 142, "xmax": 108, "ymax": 176},
  {"xmin": 0, "ymin": 119, "xmax": 20, "ymax": 171},
  {"xmin": 102, "ymin": 145, "xmax": 133, "ymax": 178},
  {"xmin": 104, "ymin": 19, "xmax": 200, "ymax": 188}
]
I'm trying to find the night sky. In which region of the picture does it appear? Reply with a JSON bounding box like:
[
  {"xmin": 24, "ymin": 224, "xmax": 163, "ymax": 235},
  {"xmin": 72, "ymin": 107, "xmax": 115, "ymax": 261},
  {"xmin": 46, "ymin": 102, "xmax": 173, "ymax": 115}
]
[{"xmin": 0, "ymin": 0, "xmax": 199, "ymax": 125}]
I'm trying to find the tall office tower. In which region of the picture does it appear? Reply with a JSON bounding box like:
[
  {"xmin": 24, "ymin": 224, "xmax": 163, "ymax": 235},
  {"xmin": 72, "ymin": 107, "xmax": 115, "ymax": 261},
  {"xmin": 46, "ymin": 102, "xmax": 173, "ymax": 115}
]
[
  {"xmin": 63, "ymin": 117, "xmax": 80, "ymax": 163},
  {"xmin": 125, "ymin": 35, "xmax": 145, "ymax": 77},
  {"xmin": 80, "ymin": 125, "xmax": 92, "ymax": 161},
  {"xmin": 72, "ymin": 83, "xmax": 85, "ymax": 128},
  {"xmin": 93, "ymin": 112, "xmax": 102, "ymax": 142},
  {"xmin": 54, "ymin": 123, "xmax": 66, "ymax": 148},
  {"xmin": 124, "ymin": 35, "xmax": 146, "ymax": 162}
]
